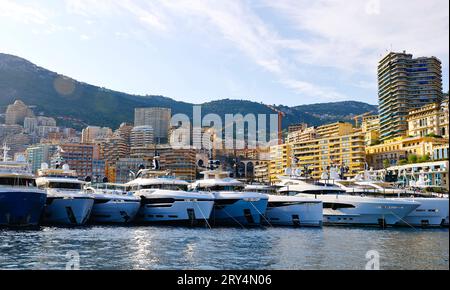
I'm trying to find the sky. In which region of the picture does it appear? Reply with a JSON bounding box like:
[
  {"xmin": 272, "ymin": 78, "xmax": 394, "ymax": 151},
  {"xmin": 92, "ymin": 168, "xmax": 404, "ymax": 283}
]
[{"xmin": 0, "ymin": 0, "xmax": 448, "ymax": 106}]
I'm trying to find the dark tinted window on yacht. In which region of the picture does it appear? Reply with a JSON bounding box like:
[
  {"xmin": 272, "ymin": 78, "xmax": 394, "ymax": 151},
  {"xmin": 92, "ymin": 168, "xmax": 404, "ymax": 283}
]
[
  {"xmin": 0, "ymin": 177, "xmax": 36, "ymax": 187},
  {"xmin": 323, "ymin": 203, "xmax": 355, "ymax": 210},
  {"xmin": 207, "ymin": 185, "xmax": 244, "ymax": 191},
  {"xmin": 302, "ymin": 190, "xmax": 345, "ymax": 194},
  {"xmin": 140, "ymin": 184, "xmax": 188, "ymax": 191},
  {"xmin": 47, "ymin": 182, "xmax": 82, "ymax": 190},
  {"xmin": 315, "ymin": 182, "xmax": 341, "ymax": 188}
]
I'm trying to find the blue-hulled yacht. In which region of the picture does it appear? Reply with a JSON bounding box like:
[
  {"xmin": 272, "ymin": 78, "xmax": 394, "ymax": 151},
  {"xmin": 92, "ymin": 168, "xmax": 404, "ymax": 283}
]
[{"xmin": 0, "ymin": 144, "xmax": 46, "ymax": 227}]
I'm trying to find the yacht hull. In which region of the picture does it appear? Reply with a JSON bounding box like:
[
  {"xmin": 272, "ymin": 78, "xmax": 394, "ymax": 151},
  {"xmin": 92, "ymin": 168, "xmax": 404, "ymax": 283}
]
[
  {"xmin": 443, "ymin": 217, "xmax": 449, "ymax": 227},
  {"xmin": 394, "ymin": 198, "xmax": 449, "ymax": 227},
  {"xmin": 90, "ymin": 200, "xmax": 141, "ymax": 224},
  {"xmin": 43, "ymin": 197, "xmax": 94, "ymax": 225},
  {"xmin": 321, "ymin": 199, "xmax": 420, "ymax": 227},
  {"xmin": 0, "ymin": 189, "xmax": 46, "ymax": 227},
  {"xmin": 293, "ymin": 194, "xmax": 420, "ymax": 227},
  {"xmin": 211, "ymin": 198, "xmax": 268, "ymax": 227},
  {"xmin": 265, "ymin": 196, "xmax": 322, "ymax": 227},
  {"xmin": 135, "ymin": 190, "xmax": 214, "ymax": 225}
]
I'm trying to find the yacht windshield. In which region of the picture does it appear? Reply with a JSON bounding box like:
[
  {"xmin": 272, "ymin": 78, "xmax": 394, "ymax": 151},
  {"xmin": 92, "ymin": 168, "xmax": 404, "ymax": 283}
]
[
  {"xmin": 0, "ymin": 177, "xmax": 36, "ymax": 187},
  {"xmin": 335, "ymin": 181, "xmax": 374, "ymax": 190},
  {"xmin": 47, "ymin": 182, "xmax": 82, "ymax": 190},
  {"xmin": 315, "ymin": 182, "xmax": 344, "ymax": 188},
  {"xmin": 201, "ymin": 185, "xmax": 244, "ymax": 191},
  {"xmin": 375, "ymin": 182, "xmax": 399, "ymax": 190},
  {"xmin": 246, "ymin": 188, "xmax": 275, "ymax": 194},
  {"xmin": 140, "ymin": 184, "xmax": 188, "ymax": 191}
]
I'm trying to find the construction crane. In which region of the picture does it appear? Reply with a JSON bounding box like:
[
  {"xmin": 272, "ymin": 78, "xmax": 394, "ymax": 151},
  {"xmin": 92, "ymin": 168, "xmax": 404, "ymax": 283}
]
[
  {"xmin": 265, "ymin": 105, "xmax": 286, "ymax": 145},
  {"xmin": 353, "ymin": 112, "xmax": 372, "ymax": 128}
]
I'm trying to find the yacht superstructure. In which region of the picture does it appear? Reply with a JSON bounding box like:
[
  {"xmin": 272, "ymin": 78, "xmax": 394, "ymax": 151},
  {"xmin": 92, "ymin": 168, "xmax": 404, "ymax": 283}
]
[
  {"xmin": 85, "ymin": 183, "xmax": 141, "ymax": 224},
  {"xmin": 192, "ymin": 170, "xmax": 268, "ymax": 226},
  {"xmin": 277, "ymin": 168, "xmax": 420, "ymax": 227},
  {"xmin": 126, "ymin": 168, "xmax": 214, "ymax": 225},
  {"xmin": 36, "ymin": 164, "xmax": 93, "ymax": 226},
  {"xmin": 319, "ymin": 167, "xmax": 446, "ymax": 227}
]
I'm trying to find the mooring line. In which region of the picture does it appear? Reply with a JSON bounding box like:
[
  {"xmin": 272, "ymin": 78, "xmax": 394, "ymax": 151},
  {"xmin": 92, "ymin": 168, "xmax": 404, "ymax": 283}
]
[
  {"xmin": 250, "ymin": 201, "xmax": 272, "ymax": 227},
  {"xmin": 194, "ymin": 201, "xmax": 212, "ymax": 230}
]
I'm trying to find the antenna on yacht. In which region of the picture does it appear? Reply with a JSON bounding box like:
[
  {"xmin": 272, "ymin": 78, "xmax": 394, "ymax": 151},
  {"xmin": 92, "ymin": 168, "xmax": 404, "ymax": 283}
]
[
  {"xmin": 339, "ymin": 164, "xmax": 349, "ymax": 180},
  {"xmin": 129, "ymin": 170, "xmax": 136, "ymax": 180},
  {"xmin": 51, "ymin": 146, "xmax": 66, "ymax": 169},
  {"xmin": 152, "ymin": 151, "xmax": 160, "ymax": 170},
  {"xmin": 2, "ymin": 143, "xmax": 10, "ymax": 162}
]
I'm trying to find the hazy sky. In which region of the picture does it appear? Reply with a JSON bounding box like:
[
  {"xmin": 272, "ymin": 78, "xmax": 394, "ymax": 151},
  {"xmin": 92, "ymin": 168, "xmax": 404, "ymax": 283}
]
[{"xmin": 1, "ymin": 0, "xmax": 448, "ymax": 106}]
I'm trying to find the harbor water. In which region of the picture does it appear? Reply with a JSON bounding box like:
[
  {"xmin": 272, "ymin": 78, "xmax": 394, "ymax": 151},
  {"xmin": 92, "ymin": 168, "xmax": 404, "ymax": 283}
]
[{"xmin": 1, "ymin": 226, "xmax": 448, "ymax": 270}]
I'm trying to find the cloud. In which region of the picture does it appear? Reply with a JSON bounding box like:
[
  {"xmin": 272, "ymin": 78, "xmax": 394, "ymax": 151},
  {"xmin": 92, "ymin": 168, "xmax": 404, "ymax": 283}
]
[
  {"xmin": 0, "ymin": 0, "xmax": 49, "ymax": 24},
  {"xmin": 264, "ymin": 0, "xmax": 449, "ymax": 74},
  {"xmin": 61, "ymin": 0, "xmax": 448, "ymax": 101},
  {"xmin": 80, "ymin": 34, "xmax": 91, "ymax": 41},
  {"xmin": 65, "ymin": 0, "xmax": 169, "ymax": 32},
  {"xmin": 117, "ymin": 0, "xmax": 169, "ymax": 32},
  {"xmin": 154, "ymin": 1, "xmax": 346, "ymax": 100},
  {"xmin": 280, "ymin": 78, "xmax": 348, "ymax": 101},
  {"xmin": 65, "ymin": 0, "xmax": 119, "ymax": 17},
  {"xmin": 63, "ymin": 0, "xmax": 340, "ymax": 100},
  {"xmin": 3, "ymin": 0, "xmax": 447, "ymax": 104}
]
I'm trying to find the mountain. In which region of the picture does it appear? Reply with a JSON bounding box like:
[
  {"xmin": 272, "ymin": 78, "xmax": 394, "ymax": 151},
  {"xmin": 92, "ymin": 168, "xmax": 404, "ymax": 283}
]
[{"xmin": 0, "ymin": 53, "xmax": 378, "ymax": 130}]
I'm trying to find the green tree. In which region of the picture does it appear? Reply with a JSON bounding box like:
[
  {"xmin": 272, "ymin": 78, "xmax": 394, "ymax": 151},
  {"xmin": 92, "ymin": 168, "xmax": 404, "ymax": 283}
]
[
  {"xmin": 399, "ymin": 159, "xmax": 408, "ymax": 165},
  {"xmin": 425, "ymin": 133, "xmax": 442, "ymax": 138},
  {"xmin": 419, "ymin": 154, "xmax": 431, "ymax": 163},
  {"xmin": 370, "ymin": 139, "xmax": 382, "ymax": 146},
  {"xmin": 407, "ymin": 154, "xmax": 418, "ymax": 164},
  {"xmin": 383, "ymin": 159, "xmax": 390, "ymax": 169}
]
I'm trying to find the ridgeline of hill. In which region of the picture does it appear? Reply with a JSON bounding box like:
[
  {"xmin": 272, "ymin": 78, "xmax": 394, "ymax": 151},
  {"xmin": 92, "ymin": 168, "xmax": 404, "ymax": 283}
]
[{"xmin": 0, "ymin": 53, "xmax": 377, "ymax": 130}]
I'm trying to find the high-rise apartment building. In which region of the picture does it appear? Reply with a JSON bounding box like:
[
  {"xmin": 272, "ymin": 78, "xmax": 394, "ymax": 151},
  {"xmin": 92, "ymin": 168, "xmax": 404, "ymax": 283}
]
[
  {"xmin": 316, "ymin": 122, "xmax": 354, "ymax": 138},
  {"xmin": 26, "ymin": 144, "xmax": 58, "ymax": 173},
  {"xmin": 291, "ymin": 131, "xmax": 366, "ymax": 179},
  {"xmin": 134, "ymin": 107, "xmax": 171, "ymax": 144},
  {"xmin": 287, "ymin": 127, "xmax": 317, "ymax": 144},
  {"xmin": 254, "ymin": 160, "xmax": 270, "ymax": 183},
  {"xmin": 378, "ymin": 52, "xmax": 443, "ymax": 141},
  {"xmin": 268, "ymin": 143, "xmax": 292, "ymax": 183},
  {"xmin": 23, "ymin": 117, "xmax": 38, "ymax": 134},
  {"xmin": 361, "ymin": 115, "xmax": 380, "ymax": 146},
  {"xmin": 81, "ymin": 126, "xmax": 113, "ymax": 143},
  {"xmin": 5, "ymin": 100, "xmax": 35, "ymax": 125},
  {"xmin": 160, "ymin": 148, "xmax": 197, "ymax": 182},
  {"xmin": 36, "ymin": 116, "xmax": 57, "ymax": 127},
  {"xmin": 97, "ymin": 136, "xmax": 128, "ymax": 165},
  {"xmin": 130, "ymin": 126, "xmax": 154, "ymax": 148},
  {"xmin": 288, "ymin": 123, "xmax": 308, "ymax": 133},
  {"xmin": 58, "ymin": 143, "xmax": 104, "ymax": 179},
  {"xmin": 115, "ymin": 123, "xmax": 133, "ymax": 145}
]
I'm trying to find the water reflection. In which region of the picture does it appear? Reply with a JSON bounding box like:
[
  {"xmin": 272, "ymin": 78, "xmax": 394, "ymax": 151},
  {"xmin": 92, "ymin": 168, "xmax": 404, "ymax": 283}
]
[{"xmin": 0, "ymin": 226, "xmax": 448, "ymax": 270}]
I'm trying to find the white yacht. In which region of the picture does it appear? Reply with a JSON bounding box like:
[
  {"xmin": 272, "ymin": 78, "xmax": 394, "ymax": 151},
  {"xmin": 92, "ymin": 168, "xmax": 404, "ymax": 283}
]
[
  {"xmin": 84, "ymin": 183, "xmax": 141, "ymax": 224},
  {"xmin": 244, "ymin": 184, "xmax": 322, "ymax": 227},
  {"xmin": 348, "ymin": 173, "xmax": 449, "ymax": 227},
  {"xmin": 191, "ymin": 170, "xmax": 269, "ymax": 227},
  {"xmin": 36, "ymin": 164, "xmax": 94, "ymax": 226},
  {"xmin": 323, "ymin": 167, "xmax": 449, "ymax": 228},
  {"xmin": 323, "ymin": 180, "xmax": 447, "ymax": 227},
  {"xmin": 277, "ymin": 170, "xmax": 420, "ymax": 227},
  {"xmin": 126, "ymin": 169, "xmax": 214, "ymax": 226}
]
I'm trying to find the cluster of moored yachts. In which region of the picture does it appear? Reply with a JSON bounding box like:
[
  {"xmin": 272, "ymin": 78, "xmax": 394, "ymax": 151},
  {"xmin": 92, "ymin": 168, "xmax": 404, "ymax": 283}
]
[{"xmin": 1, "ymin": 149, "xmax": 449, "ymax": 229}]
